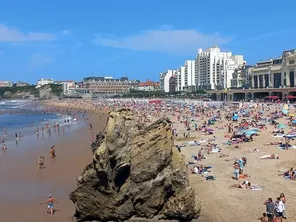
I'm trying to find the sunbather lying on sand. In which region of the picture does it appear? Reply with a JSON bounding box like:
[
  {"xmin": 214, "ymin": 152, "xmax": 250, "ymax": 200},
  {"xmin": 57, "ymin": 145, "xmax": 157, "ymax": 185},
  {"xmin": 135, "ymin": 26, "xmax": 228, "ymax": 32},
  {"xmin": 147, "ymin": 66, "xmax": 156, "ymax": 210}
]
[
  {"xmin": 259, "ymin": 154, "xmax": 279, "ymax": 159},
  {"xmin": 230, "ymin": 181, "xmax": 251, "ymax": 189},
  {"xmin": 264, "ymin": 141, "xmax": 281, "ymax": 146}
]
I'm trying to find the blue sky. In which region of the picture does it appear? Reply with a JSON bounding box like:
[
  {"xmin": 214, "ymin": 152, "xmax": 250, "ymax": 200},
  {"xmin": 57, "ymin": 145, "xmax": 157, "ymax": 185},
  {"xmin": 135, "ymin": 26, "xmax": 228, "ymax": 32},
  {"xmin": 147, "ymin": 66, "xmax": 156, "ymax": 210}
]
[{"xmin": 0, "ymin": 0, "xmax": 295, "ymax": 84}]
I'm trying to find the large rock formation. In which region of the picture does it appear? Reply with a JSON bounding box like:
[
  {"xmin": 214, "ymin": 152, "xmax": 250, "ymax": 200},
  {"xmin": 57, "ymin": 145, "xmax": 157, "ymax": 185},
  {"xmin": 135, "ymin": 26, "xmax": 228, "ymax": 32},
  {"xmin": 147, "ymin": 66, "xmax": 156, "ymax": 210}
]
[{"xmin": 70, "ymin": 109, "xmax": 201, "ymax": 222}]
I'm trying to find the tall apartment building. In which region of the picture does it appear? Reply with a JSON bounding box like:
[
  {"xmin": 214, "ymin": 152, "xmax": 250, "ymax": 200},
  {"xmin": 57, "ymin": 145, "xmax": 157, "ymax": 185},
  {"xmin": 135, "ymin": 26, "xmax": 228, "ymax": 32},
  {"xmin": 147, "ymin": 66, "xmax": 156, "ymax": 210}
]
[
  {"xmin": 195, "ymin": 46, "xmax": 244, "ymax": 90},
  {"xmin": 176, "ymin": 66, "xmax": 185, "ymax": 91},
  {"xmin": 184, "ymin": 60, "xmax": 196, "ymax": 91},
  {"xmin": 160, "ymin": 70, "xmax": 177, "ymax": 92},
  {"xmin": 175, "ymin": 61, "xmax": 196, "ymax": 92}
]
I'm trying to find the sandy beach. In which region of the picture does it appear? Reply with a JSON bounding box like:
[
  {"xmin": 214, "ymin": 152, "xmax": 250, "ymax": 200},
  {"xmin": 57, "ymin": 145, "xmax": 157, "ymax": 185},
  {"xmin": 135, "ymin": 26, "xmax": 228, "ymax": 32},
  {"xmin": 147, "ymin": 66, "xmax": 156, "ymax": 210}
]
[
  {"xmin": 1, "ymin": 98, "xmax": 296, "ymax": 221},
  {"xmin": 0, "ymin": 105, "xmax": 108, "ymax": 222}
]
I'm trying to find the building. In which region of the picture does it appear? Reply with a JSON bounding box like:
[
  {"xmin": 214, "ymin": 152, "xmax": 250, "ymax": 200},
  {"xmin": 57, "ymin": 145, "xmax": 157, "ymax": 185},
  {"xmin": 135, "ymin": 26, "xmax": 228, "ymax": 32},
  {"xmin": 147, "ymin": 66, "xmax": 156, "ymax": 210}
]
[
  {"xmin": 250, "ymin": 49, "xmax": 296, "ymax": 89},
  {"xmin": 159, "ymin": 70, "xmax": 177, "ymax": 92},
  {"xmin": 0, "ymin": 81, "xmax": 13, "ymax": 87},
  {"xmin": 83, "ymin": 76, "xmax": 139, "ymax": 93},
  {"xmin": 184, "ymin": 60, "xmax": 196, "ymax": 91},
  {"xmin": 37, "ymin": 78, "xmax": 54, "ymax": 86},
  {"xmin": 169, "ymin": 75, "xmax": 177, "ymax": 93},
  {"xmin": 176, "ymin": 66, "xmax": 185, "ymax": 91},
  {"xmin": 195, "ymin": 46, "xmax": 244, "ymax": 90},
  {"xmin": 135, "ymin": 80, "xmax": 160, "ymax": 91},
  {"xmin": 16, "ymin": 81, "xmax": 30, "ymax": 87},
  {"xmin": 231, "ymin": 64, "xmax": 252, "ymax": 88},
  {"xmin": 60, "ymin": 81, "xmax": 76, "ymax": 95}
]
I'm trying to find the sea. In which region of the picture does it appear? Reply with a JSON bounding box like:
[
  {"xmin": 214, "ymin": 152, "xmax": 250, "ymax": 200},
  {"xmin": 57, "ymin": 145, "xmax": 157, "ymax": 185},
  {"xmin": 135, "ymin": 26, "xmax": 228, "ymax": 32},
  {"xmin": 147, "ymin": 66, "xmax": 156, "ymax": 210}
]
[{"xmin": 0, "ymin": 99, "xmax": 83, "ymax": 151}]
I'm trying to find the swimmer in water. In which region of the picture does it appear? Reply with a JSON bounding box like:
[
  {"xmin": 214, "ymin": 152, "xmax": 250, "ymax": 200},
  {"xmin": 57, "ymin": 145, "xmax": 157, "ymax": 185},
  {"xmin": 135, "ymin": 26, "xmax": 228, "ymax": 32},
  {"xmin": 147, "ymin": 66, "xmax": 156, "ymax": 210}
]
[{"xmin": 49, "ymin": 146, "xmax": 56, "ymax": 158}]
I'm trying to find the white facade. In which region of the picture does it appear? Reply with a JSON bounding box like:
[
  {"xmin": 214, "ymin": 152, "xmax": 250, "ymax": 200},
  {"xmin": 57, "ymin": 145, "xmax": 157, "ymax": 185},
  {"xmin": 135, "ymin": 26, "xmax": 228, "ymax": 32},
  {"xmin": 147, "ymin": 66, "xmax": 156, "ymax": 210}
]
[
  {"xmin": 184, "ymin": 60, "xmax": 196, "ymax": 90},
  {"xmin": 160, "ymin": 70, "xmax": 176, "ymax": 92},
  {"xmin": 37, "ymin": 78, "xmax": 54, "ymax": 86},
  {"xmin": 176, "ymin": 66, "xmax": 185, "ymax": 91},
  {"xmin": 62, "ymin": 81, "xmax": 76, "ymax": 95},
  {"xmin": 195, "ymin": 46, "xmax": 244, "ymax": 89}
]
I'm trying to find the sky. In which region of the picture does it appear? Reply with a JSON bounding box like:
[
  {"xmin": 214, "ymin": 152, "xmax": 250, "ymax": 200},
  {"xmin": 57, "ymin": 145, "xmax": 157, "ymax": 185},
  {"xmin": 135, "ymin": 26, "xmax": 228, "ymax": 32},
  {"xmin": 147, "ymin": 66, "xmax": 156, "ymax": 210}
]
[{"xmin": 0, "ymin": 0, "xmax": 296, "ymax": 84}]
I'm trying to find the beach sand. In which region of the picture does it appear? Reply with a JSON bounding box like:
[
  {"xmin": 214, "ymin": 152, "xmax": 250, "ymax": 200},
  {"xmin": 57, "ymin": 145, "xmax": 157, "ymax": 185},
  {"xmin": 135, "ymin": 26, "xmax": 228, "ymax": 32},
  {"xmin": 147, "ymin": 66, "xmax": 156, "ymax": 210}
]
[
  {"xmin": 0, "ymin": 111, "xmax": 108, "ymax": 222},
  {"xmin": 172, "ymin": 116, "xmax": 296, "ymax": 222},
  {"xmin": 2, "ymin": 99, "xmax": 296, "ymax": 222}
]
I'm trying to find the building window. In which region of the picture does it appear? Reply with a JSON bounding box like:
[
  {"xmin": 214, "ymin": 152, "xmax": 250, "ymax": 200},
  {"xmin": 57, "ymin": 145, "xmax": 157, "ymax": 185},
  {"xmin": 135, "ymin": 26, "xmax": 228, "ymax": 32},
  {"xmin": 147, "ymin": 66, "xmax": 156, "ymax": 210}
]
[
  {"xmin": 274, "ymin": 73, "xmax": 282, "ymax": 88},
  {"xmin": 290, "ymin": 71, "xmax": 295, "ymax": 87},
  {"xmin": 254, "ymin": 76, "xmax": 258, "ymax": 88},
  {"xmin": 289, "ymin": 60, "xmax": 295, "ymax": 64},
  {"xmin": 259, "ymin": 75, "xmax": 264, "ymax": 88}
]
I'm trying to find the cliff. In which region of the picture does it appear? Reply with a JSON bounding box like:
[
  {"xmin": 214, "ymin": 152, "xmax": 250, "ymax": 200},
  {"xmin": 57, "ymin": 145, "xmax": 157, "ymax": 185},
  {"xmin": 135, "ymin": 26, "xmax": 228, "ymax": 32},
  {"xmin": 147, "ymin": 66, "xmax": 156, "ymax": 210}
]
[
  {"xmin": 0, "ymin": 84, "xmax": 62, "ymax": 99},
  {"xmin": 69, "ymin": 109, "xmax": 201, "ymax": 222}
]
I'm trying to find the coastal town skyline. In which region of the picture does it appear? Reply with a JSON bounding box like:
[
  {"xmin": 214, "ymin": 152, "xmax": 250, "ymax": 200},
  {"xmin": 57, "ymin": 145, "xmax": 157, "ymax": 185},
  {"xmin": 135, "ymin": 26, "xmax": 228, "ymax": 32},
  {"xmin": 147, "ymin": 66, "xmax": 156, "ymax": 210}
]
[{"xmin": 1, "ymin": 1, "xmax": 296, "ymax": 83}]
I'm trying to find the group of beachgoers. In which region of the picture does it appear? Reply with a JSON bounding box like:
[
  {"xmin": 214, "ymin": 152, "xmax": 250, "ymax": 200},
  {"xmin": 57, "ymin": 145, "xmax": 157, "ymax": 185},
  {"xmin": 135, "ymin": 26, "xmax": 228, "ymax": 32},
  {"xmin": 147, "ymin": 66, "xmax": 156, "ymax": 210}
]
[{"xmin": 261, "ymin": 193, "xmax": 287, "ymax": 222}]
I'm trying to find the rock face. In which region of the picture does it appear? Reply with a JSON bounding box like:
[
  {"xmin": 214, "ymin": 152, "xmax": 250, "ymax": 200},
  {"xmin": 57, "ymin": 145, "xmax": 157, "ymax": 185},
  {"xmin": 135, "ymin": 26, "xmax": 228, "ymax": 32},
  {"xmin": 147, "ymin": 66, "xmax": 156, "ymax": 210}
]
[
  {"xmin": 39, "ymin": 85, "xmax": 52, "ymax": 99},
  {"xmin": 69, "ymin": 109, "xmax": 201, "ymax": 222}
]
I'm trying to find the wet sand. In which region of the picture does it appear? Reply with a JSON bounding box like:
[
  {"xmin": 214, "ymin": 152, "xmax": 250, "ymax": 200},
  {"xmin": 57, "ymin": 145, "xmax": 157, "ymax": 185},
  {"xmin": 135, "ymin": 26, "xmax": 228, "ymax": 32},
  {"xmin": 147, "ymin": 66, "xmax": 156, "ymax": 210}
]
[{"xmin": 0, "ymin": 112, "xmax": 108, "ymax": 222}]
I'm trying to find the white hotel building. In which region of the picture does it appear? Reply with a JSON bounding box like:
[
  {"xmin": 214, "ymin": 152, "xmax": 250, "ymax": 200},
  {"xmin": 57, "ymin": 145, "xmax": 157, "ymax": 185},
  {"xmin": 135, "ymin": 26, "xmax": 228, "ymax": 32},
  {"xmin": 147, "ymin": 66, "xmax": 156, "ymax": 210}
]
[
  {"xmin": 161, "ymin": 46, "xmax": 244, "ymax": 92},
  {"xmin": 160, "ymin": 70, "xmax": 177, "ymax": 92},
  {"xmin": 195, "ymin": 46, "xmax": 244, "ymax": 90}
]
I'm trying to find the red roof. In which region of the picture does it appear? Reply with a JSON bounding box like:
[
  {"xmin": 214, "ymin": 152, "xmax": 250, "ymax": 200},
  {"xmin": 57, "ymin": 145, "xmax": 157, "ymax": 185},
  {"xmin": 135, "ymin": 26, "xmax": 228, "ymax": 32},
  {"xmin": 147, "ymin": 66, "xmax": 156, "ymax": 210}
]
[{"xmin": 139, "ymin": 80, "xmax": 159, "ymax": 87}]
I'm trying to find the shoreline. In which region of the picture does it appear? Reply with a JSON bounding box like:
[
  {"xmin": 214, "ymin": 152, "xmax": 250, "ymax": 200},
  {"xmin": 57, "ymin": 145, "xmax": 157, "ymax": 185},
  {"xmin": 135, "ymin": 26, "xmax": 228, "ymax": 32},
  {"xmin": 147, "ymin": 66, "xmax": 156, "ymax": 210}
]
[{"xmin": 0, "ymin": 102, "xmax": 109, "ymax": 222}]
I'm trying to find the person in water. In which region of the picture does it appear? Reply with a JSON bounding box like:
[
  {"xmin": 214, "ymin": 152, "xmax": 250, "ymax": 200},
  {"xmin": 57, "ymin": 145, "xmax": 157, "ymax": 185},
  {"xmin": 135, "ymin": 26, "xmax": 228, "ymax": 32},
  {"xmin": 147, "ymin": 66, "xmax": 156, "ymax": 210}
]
[
  {"xmin": 40, "ymin": 194, "xmax": 58, "ymax": 215},
  {"xmin": 49, "ymin": 146, "xmax": 56, "ymax": 158}
]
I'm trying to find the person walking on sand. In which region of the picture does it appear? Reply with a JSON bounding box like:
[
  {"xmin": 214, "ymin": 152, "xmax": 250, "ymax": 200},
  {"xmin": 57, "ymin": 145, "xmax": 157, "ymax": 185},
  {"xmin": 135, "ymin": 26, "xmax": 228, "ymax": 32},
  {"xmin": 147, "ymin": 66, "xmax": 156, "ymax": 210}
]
[
  {"xmin": 274, "ymin": 197, "xmax": 284, "ymax": 222},
  {"xmin": 40, "ymin": 194, "xmax": 58, "ymax": 215}
]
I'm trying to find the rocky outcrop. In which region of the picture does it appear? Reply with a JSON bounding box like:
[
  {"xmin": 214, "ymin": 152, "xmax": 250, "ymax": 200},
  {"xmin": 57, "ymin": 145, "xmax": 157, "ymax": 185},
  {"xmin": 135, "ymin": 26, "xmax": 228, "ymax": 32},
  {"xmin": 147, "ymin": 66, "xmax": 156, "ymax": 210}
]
[
  {"xmin": 39, "ymin": 85, "xmax": 52, "ymax": 99},
  {"xmin": 70, "ymin": 109, "xmax": 201, "ymax": 222}
]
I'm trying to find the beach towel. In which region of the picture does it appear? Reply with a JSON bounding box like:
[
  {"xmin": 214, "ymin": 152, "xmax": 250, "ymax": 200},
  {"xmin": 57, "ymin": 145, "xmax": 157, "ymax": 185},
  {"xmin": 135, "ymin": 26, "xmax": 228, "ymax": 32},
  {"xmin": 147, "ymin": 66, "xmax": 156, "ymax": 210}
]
[
  {"xmin": 250, "ymin": 185, "xmax": 263, "ymax": 190},
  {"xmin": 186, "ymin": 141, "xmax": 200, "ymax": 146},
  {"xmin": 273, "ymin": 134, "xmax": 285, "ymax": 138},
  {"xmin": 211, "ymin": 148, "xmax": 221, "ymax": 153}
]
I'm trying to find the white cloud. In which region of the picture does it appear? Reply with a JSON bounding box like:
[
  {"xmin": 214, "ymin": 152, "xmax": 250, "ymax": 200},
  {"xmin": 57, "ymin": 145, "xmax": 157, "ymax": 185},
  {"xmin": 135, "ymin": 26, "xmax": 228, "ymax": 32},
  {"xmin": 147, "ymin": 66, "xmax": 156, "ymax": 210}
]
[
  {"xmin": 0, "ymin": 24, "xmax": 55, "ymax": 42},
  {"xmin": 93, "ymin": 27, "xmax": 231, "ymax": 55},
  {"xmin": 29, "ymin": 53, "xmax": 54, "ymax": 68}
]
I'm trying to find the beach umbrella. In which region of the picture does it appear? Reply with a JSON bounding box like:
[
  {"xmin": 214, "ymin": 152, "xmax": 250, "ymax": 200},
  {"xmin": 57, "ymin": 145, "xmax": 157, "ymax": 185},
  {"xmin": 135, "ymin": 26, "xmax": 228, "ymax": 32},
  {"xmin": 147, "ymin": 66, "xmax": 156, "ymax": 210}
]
[
  {"xmin": 278, "ymin": 123, "xmax": 286, "ymax": 129},
  {"xmin": 232, "ymin": 115, "xmax": 239, "ymax": 121},
  {"xmin": 207, "ymin": 128, "xmax": 214, "ymax": 132}
]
